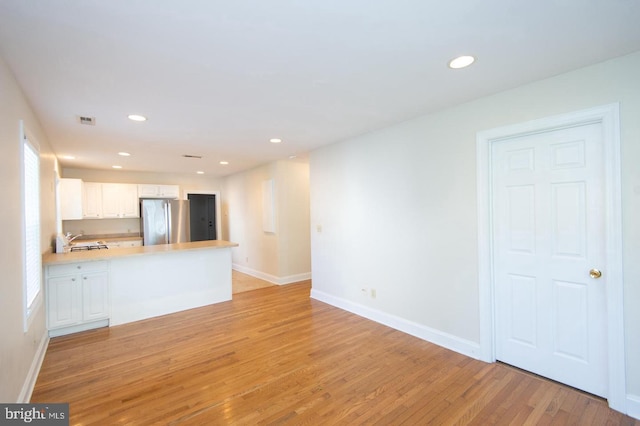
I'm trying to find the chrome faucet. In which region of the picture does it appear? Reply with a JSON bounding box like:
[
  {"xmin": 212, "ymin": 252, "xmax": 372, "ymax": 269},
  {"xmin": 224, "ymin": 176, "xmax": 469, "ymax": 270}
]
[{"xmin": 65, "ymin": 232, "xmax": 83, "ymax": 243}]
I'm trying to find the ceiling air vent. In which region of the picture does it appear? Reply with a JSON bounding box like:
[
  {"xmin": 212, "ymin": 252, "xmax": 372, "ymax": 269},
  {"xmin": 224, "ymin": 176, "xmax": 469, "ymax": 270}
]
[
  {"xmin": 77, "ymin": 116, "xmax": 96, "ymax": 126},
  {"xmin": 182, "ymin": 154, "xmax": 203, "ymax": 159}
]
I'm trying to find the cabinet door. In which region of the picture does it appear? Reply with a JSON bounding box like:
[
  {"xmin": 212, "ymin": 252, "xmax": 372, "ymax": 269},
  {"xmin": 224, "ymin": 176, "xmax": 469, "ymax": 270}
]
[
  {"xmin": 83, "ymin": 182, "xmax": 103, "ymax": 218},
  {"xmin": 120, "ymin": 184, "xmax": 140, "ymax": 217},
  {"xmin": 138, "ymin": 184, "xmax": 159, "ymax": 198},
  {"xmin": 138, "ymin": 184, "xmax": 179, "ymax": 199},
  {"xmin": 82, "ymin": 271, "xmax": 109, "ymax": 321},
  {"xmin": 48, "ymin": 275, "xmax": 82, "ymax": 328},
  {"xmin": 158, "ymin": 185, "xmax": 180, "ymax": 198},
  {"xmin": 59, "ymin": 178, "xmax": 83, "ymax": 220},
  {"xmin": 101, "ymin": 183, "xmax": 139, "ymax": 218},
  {"xmin": 101, "ymin": 183, "xmax": 122, "ymax": 218}
]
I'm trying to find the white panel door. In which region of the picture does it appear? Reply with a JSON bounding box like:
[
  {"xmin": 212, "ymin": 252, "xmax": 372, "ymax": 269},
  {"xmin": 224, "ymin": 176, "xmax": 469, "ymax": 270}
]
[{"xmin": 492, "ymin": 123, "xmax": 607, "ymax": 397}]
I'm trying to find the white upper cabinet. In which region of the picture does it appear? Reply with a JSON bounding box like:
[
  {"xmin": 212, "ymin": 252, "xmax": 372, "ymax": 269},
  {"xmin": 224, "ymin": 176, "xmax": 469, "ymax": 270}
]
[
  {"xmin": 137, "ymin": 184, "xmax": 180, "ymax": 199},
  {"xmin": 82, "ymin": 182, "xmax": 103, "ymax": 219},
  {"xmin": 58, "ymin": 180, "xmax": 179, "ymax": 220},
  {"xmin": 59, "ymin": 178, "xmax": 83, "ymax": 220},
  {"xmin": 102, "ymin": 183, "xmax": 139, "ymax": 218}
]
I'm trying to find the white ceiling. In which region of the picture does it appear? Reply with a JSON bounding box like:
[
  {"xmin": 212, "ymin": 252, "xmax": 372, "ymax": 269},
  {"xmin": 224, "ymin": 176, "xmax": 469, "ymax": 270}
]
[{"xmin": 1, "ymin": 1, "xmax": 639, "ymax": 177}]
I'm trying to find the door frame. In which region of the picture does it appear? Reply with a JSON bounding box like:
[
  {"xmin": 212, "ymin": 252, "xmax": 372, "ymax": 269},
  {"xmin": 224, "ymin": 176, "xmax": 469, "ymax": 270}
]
[
  {"xmin": 182, "ymin": 189, "xmax": 222, "ymax": 241},
  {"xmin": 476, "ymin": 103, "xmax": 626, "ymax": 411}
]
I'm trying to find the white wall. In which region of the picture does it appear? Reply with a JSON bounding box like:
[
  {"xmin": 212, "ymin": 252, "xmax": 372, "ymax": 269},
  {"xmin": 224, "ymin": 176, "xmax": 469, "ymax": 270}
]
[
  {"xmin": 276, "ymin": 160, "xmax": 312, "ymax": 279},
  {"xmin": 309, "ymin": 52, "xmax": 640, "ymax": 400},
  {"xmin": 224, "ymin": 162, "xmax": 279, "ymax": 276},
  {"xmin": 224, "ymin": 159, "xmax": 311, "ymax": 283},
  {"xmin": 0, "ymin": 56, "xmax": 58, "ymax": 402}
]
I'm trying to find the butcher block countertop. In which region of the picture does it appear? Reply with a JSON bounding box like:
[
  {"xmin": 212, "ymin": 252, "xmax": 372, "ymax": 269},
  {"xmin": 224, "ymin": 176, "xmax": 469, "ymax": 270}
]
[{"xmin": 43, "ymin": 240, "xmax": 238, "ymax": 265}]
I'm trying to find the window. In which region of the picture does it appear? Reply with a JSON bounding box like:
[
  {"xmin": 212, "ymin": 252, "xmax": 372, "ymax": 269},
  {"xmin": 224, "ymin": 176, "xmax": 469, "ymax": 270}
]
[{"xmin": 23, "ymin": 126, "xmax": 41, "ymax": 330}]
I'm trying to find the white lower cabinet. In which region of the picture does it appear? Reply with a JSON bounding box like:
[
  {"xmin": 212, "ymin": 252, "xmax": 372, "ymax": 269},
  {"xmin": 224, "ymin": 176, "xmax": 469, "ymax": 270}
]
[
  {"xmin": 120, "ymin": 239, "xmax": 142, "ymax": 248},
  {"xmin": 47, "ymin": 261, "xmax": 109, "ymax": 337},
  {"xmin": 105, "ymin": 239, "xmax": 142, "ymax": 249}
]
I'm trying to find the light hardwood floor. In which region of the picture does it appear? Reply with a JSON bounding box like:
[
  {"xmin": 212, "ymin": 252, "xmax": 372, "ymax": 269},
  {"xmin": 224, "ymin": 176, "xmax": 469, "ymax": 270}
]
[
  {"xmin": 32, "ymin": 282, "xmax": 638, "ymax": 425},
  {"xmin": 232, "ymin": 270, "xmax": 275, "ymax": 294}
]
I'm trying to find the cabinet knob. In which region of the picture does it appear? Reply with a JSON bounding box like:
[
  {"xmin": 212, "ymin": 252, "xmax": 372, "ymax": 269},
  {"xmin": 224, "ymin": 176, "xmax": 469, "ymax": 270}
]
[
  {"xmin": 71, "ymin": 278, "xmax": 76, "ymax": 282},
  {"xmin": 77, "ymin": 265, "xmax": 81, "ymax": 269}
]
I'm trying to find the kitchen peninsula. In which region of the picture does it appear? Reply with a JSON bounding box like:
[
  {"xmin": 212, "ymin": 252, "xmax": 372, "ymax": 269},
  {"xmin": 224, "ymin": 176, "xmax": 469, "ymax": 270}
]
[{"xmin": 42, "ymin": 240, "xmax": 238, "ymax": 336}]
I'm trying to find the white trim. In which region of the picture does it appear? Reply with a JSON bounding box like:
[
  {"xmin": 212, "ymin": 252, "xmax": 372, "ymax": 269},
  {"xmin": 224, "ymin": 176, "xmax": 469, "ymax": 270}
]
[
  {"xmin": 627, "ymin": 395, "xmax": 640, "ymax": 421},
  {"xmin": 233, "ymin": 264, "xmax": 311, "ymax": 285},
  {"xmin": 476, "ymin": 103, "xmax": 626, "ymax": 412},
  {"xmin": 17, "ymin": 330, "xmax": 49, "ymax": 403},
  {"xmin": 310, "ymin": 289, "xmax": 481, "ymax": 359},
  {"xmin": 182, "ymin": 189, "xmax": 222, "ymax": 241}
]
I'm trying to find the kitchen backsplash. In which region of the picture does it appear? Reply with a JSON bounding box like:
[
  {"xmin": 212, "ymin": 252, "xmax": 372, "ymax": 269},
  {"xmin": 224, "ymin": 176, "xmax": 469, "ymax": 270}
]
[{"xmin": 62, "ymin": 218, "xmax": 140, "ymax": 237}]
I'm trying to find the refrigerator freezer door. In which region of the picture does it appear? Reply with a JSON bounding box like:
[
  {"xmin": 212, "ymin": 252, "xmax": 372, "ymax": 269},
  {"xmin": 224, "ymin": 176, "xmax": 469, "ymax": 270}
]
[
  {"xmin": 141, "ymin": 199, "xmax": 169, "ymax": 245},
  {"xmin": 169, "ymin": 200, "xmax": 190, "ymax": 243}
]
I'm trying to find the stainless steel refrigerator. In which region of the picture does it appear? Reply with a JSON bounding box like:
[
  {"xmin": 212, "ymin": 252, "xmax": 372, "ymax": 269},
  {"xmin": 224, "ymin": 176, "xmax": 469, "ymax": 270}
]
[{"xmin": 140, "ymin": 199, "xmax": 191, "ymax": 245}]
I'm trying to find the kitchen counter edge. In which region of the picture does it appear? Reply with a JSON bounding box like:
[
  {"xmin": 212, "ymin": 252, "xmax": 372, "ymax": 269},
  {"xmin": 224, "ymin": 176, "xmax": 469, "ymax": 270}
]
[{"xmin": 43, "ymin": 240, "xmax": 238, "ymax": 265}]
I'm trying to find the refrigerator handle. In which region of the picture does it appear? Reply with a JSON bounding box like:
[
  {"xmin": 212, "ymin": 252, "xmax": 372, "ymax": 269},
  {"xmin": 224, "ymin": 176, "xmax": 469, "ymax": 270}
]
[{"xmin": 165, "ymin": 202, "xmax": 172, "ymax": 244}]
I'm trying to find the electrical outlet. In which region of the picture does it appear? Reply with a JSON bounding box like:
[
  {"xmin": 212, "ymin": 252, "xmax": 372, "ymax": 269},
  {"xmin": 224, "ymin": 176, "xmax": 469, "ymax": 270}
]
[{"xmin": 370, "ymin": 289, "xmax": 377, "ymax": 299}]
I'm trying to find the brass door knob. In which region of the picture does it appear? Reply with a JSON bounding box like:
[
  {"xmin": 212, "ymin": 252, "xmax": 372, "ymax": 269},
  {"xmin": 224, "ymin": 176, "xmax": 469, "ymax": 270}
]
[{"xmin": 589, "ymin": 268, "xmax": 602, "ymax": 279}]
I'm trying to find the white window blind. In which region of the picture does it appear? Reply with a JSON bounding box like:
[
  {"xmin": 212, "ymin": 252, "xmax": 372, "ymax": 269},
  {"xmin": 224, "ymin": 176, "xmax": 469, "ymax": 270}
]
[{"xmin": 23, "ymin": 137, "xmax": 41, "ymax": 319}]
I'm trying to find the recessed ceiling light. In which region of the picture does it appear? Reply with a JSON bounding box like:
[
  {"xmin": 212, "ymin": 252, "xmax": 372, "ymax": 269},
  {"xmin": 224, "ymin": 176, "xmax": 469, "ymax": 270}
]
[
  {"xmin": 196, "ymin": 171, "xmax": 204, "ymax": 175},
  {"xmin": 112, "ymin": 165, "xmax": 122, "ymax": 169},
  {"xmin": 118, "ymin": 152, "xmax": 131, "ymax": 157},
  {"xmin": 219, "ymin": 161, "xmax": 229, "ymax": 165},
  {"xmin": 448, "ymin": 55, "xmax": 475, "ymax": 69},
  {"xmin": 269, "ymin": 138, "xmax": 282, "ymax": 143},
  {"xmin": 61, "ymin": 155, "xmax": 76, "ymax": 160},
  {"xmin": 128, "ymin": 114, "xmax": 147, "ymax": 122}
]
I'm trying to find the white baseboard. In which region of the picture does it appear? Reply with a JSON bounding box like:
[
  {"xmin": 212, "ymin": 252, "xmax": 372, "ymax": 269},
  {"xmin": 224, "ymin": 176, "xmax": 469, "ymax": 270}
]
[
  {"xmin": 627, "ymin": 395, "xmax": 640, "ymax": 420},
  {"xmin": 18, "ymin": 329, "xmax": 49, "ymax": 403},
  {"xmin": 310, "ymin": 289, "xmax": 481, "ymax": 360},
  {"xmin": 233, "ymin": 264, "xmax": 311, "ymax": 285}
]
